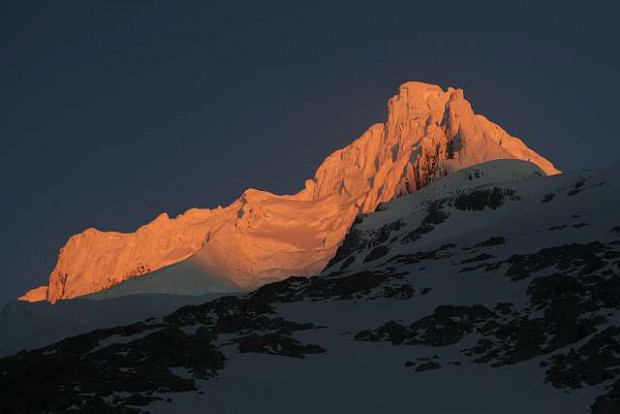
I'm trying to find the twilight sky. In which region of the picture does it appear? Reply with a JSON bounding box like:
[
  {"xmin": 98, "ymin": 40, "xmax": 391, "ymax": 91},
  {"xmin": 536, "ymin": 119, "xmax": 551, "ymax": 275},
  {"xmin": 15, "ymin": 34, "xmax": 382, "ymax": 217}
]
[{"xmin": 1, "ymin": 1, "xmax": 619, "ymax": 304}]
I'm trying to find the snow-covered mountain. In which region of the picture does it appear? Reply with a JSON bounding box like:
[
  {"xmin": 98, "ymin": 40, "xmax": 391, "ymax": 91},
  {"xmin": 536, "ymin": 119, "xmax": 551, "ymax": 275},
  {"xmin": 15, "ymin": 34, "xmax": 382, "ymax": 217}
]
[
  {"xmin": 20, "ymin": 82, "xmax": 558, "ymax": 304},
  {"xmin": 3, "ymin": 159, "xmax": 618, "ymax": 414}
]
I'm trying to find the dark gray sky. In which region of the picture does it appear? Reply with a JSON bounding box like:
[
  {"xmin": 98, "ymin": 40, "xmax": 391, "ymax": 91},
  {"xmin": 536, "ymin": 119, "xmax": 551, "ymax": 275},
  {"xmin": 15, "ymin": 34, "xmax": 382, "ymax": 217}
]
[{"xmin": 2, "ymin": 1, "xmax": 619, "ymax": 303}]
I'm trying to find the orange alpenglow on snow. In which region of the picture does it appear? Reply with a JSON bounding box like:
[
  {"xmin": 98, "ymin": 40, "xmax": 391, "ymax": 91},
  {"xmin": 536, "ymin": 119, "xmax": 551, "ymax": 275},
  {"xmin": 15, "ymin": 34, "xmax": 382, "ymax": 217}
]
[{"xmin": 20, "ymin": 82, "xmax": 560, "ymax": 304}]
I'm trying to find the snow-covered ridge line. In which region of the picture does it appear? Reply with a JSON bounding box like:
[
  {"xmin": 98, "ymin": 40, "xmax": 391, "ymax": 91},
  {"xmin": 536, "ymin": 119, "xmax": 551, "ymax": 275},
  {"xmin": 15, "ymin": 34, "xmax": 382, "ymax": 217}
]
[{"xmin": 21, "ymin": 81, "xmax": 559, "ymax": 303}]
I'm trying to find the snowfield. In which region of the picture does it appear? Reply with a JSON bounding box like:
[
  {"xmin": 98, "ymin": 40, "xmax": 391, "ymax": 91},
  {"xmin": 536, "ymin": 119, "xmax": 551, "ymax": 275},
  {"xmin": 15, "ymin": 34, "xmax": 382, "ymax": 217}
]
[{"xmin": 2, "ymin": 160, "xmax": 619, "ymax": 413}]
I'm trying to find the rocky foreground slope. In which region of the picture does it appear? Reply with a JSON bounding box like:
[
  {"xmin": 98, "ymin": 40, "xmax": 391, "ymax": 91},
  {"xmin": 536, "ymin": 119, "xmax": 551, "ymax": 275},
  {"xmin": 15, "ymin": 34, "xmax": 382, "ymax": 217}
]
[
  {"xmin": 3, "ymin": 160, "xmax": 618, "ymax": 414},
  {"xmin": 21, "ymin": 82, "xmax": 558, "ymax": 303}
]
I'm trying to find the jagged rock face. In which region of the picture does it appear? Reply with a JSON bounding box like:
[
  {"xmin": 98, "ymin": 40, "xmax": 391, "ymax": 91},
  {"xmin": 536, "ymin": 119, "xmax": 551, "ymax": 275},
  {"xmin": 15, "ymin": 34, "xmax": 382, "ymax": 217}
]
[{"xmin": 24, "ymin": 82, "xmax": 559, "ymax": 304}]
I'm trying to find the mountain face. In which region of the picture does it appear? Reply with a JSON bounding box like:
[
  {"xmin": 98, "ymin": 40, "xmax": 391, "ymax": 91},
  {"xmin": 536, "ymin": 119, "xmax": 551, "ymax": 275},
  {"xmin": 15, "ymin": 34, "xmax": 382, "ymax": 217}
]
[
  {"xmin": 20, "ymin": 82, "xmax": 559, "ymax": 304},
  {"xmin": 3, "ymin": 160, "xmax": 618, "ymax": 414}
]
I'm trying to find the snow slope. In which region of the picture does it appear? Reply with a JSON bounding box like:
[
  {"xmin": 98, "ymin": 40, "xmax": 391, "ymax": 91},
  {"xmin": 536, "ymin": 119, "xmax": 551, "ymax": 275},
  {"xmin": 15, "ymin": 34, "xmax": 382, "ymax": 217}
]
[
  {"xmin": 3, "ymin": 160, "xmax": 618, "ymax": 414},
  {"xmin": 2, "ymin": 257, "xmax": 242, "ymax": 356},
  {"xmin": 0, "ymin": 293, "xmax": 235, "ymax": 358},
  {"xmin": 86, "ymin": 256, "xmax": 242, "ymax": 300}
]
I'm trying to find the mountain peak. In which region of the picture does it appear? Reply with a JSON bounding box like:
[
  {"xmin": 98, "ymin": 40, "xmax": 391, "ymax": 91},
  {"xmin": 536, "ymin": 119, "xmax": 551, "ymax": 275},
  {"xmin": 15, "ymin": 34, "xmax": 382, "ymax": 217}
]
[
  {"xmin": 21, "ymin": 82, "xmax": 559, "ymax": 303},
  {"xmin": 398, "ymin": 80, "xmax": 445, "ymax": 95}
]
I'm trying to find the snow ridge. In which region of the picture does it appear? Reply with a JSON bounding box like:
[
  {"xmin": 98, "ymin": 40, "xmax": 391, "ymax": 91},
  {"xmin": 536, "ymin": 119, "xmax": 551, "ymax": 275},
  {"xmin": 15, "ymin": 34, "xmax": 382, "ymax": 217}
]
[{"xmin": 21, "ymin": 82, "xmax": 558, "ymax": 303}]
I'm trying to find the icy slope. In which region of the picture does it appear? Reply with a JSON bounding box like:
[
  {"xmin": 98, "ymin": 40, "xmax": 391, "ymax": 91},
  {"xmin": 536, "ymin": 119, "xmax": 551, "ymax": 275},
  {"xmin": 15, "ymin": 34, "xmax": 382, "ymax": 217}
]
[
  {"xmin": 21, "ymin": 82, "xmax": 558, "ymax": 303},
  {"xmin": 0, "ymin": 292, "xmax": 233, "ymax": 358},
  {"xmin": 3, "ymin": 160, "xmax": 618, "ymax": 414},
  {"xmin": 85, "ymin": 255, "xmax": 242, "ymax": 300},
  {"xmin": 1, "ymin": 259, "xmax": 241, "ymax": 357}
]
